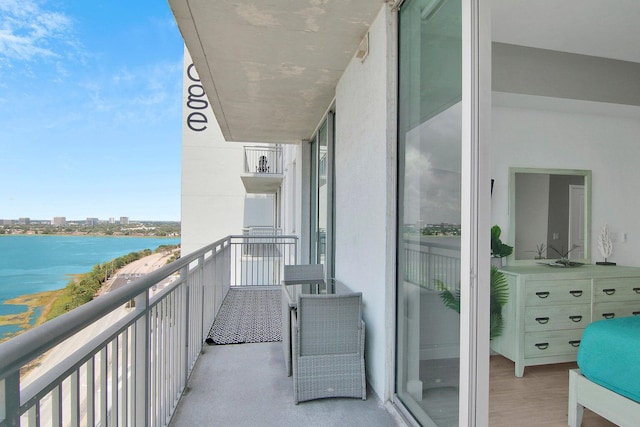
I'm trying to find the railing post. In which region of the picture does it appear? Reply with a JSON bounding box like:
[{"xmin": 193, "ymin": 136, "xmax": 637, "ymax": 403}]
[
  {"xmin": 0, "ymin": 373, "xmax": 20, "ymax": 427},
  {"xmin": 134, "ymin": 290, "xmax": 149, "ymax": 426},
  {"xmin": 199, "ymin": 255, "xmax": 206, "ymax": 344},
  {"xmin": 181, "ymin": 265, "xmax": 190, "ymax": 385}
]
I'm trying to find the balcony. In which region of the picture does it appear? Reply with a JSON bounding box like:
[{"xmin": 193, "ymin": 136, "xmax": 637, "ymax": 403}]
[
  {"xmin": 240, "ymin": 145, "xmax": 284, "ymax": 194},
  {"xmin": 169, "ymin": 342, "xmax": 397, "ymax": 426},
  {"xmin": 0, "ymin": 235, "xmax": 399, "ymax": 426}
]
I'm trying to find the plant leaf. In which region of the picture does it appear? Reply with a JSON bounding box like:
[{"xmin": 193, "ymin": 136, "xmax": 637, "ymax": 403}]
[
  {"xmin": 437, "ymin": 279, "xmax": 461, "ymax": 313},
  {"xmin": 440, "ymin": 290, "xmax": 461, "ymax": 313},
  {"xmin": 491, "ymin": 225, "xmax": 513, "ymax": 257},
  {"xmin": 490, "ymin": 311, "xmax": 504, "ymax": 340},
  {"xmin": 490, "ymin": 266, "xmax": 509, "ymax": 307}
]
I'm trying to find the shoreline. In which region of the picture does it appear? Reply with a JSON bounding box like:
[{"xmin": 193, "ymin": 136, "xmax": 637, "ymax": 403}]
[
  {"xmin": 0, "ymin": 290, "xmax": 63, "ymax": 342},
  {"xmin": 0, "ymin": 233, "xmax": 179, "ymax": 238},
  {"xmin": 0, "ymin": 247, "xmax": 179, "ymax": 343}
]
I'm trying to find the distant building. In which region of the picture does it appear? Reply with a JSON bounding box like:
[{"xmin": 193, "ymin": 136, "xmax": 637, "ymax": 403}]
[
  {"xmin": 86, "ymin": 218, "xmax": 99, "ymax": 226},
  {"xmin": 1, "ymin": 219, "xmax": 14, "ymax": 226},
  {"xmin": 120, "ymin": 217, "xmax": 129, "ymax": 225},
  {"xmin": 109, "ymin": 217, "xmax": 115, "ymax": 224},
  {"xmin": 18, "ymin": 217, "xmax": 30, "ymax": 225},
  {"xmin": 52, "ymin": 217, "xmax": 66, "ymax": 226}
]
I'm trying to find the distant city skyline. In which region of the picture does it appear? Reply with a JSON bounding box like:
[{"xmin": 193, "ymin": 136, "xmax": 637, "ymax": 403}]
[
  {"xmin": 0, "ymin": 1, "xmax": 184, "ymax": 221},
  {"xmin": 1, "ymin": 215, "xmax": 179, "ymax": 223}
]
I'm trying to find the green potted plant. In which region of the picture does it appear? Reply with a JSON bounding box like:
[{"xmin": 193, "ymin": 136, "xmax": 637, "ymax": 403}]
[
  {"xmin": 491, "ymin": 225, "xmax": 513, "ymax": 267},
  {"xmin": 437, "ymin": 266, "xmax": 509, "ymax": 339}
]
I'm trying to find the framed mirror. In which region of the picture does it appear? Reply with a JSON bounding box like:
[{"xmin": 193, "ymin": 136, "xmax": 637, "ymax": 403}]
[{"xmin": 508, "ymin": 167, "xmax": 591, "ymax": 264}]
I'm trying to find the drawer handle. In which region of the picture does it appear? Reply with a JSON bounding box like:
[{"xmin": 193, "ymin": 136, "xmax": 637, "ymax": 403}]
[
  {"xmin": 569, "ymin": 340, "xmax": 581, "ymax": 348},
  {"xmin": 536, "ymin": 291, "xmax": 550, "ymax": 299},
  {"xmin": 569, "ymin": 315, "xmax": 583, "ymax": 322},
  {"xmin": 569, "ymin": 290, "xmax": 583, "ymax": 297},
  {"xmin": 603, "ymin": 288, "xmax": 616, "ymax": 295},
  {"xmin": 633, "ymin": 311, "xmax": 640, "ymax": 316},
  {"xmin": 602, "ymin": 312, "xmax": 615, "ymax": 319},
  {"xmin": 634, "ymin": 288, "xmax": 640, "ymax": 294},
  {"xmin": 535, "ymin": 343, "xmax": 549, "ymax": 350},
  {"xmin": 535, "ymin": 317, "xmax": 550, "ymax": 324}
]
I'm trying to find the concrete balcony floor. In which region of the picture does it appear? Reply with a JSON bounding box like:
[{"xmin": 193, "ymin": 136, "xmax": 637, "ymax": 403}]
[{"xmin": 169, "ymin": 341, "xmax": 402, "ymax": 427}]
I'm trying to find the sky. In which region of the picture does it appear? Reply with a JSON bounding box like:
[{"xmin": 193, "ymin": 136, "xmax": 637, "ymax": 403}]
[{"xmin": 0, "ymin": 0, "xmax": 184, "ymax": 221}]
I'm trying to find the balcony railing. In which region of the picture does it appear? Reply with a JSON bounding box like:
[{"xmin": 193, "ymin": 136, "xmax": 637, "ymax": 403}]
[
  {"xmin": 404, "ymin": 237, "xmax": 461, "ymax": 291},
  {"xmin": 243, "ymin": 145, "xmax": 283, "ymax": 175},
  {"xmin": 242, "ymin": 226, "xmax": 282, "ymax": 236},
  {"xmin": 0, "ymin": 235, "xmax": 297, "ymax": 427},
  {"xmin": 233, "ymin": 233, "xmax": 296, "ymax": 286}
]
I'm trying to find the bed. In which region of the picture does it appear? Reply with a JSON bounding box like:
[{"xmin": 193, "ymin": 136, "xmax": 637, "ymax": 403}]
[{"xmin": 568, "ymin": 316, "xmax": 640, "ymax": 427}]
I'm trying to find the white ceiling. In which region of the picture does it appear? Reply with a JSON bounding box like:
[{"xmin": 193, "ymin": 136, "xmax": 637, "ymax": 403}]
[
  {"xmin": 492, "ymin": 0, "xmax": 640, "ymax": 64},
  {"xmin": 169, "ymin": 0, "xmax": 640, "ymax": 144},
  {"xmin": 169, "ymin": 0, "xmax": 385, "ymax": 144}
]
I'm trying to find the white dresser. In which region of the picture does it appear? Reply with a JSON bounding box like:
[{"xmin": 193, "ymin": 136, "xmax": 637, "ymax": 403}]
[{"xmin": 490, "ymin": 265, "xmax": 640, "ymax": 376}]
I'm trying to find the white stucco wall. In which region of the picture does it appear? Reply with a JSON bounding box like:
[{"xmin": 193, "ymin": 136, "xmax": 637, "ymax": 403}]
[
  {"xmin": 333, "ymin": 6, "xmax": 393, "ymax": 398},
  {"xmin": 491, "ymin": 93, "xmax": 640, "ymax": 266},
  {"xmin": 181, "ymin": 129, "xmax": 246, "ymax": 256},
  {"xmin": 243, "ymin": 194, "xmax": 275, "ymax": 228},
  {"xmin": 279, "ymin": 143, "xmax": 304, "ymax": 264},
  {"xmin": 181, "ymin": 48, "xmax": 246, "ymax": 256}
]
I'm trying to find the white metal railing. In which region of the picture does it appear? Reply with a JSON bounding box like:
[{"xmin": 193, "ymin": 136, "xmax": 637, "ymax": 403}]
[
  {"xmin": 243, "ymin": 145, "xmax": 283, "ymax": 174},
  {"xmin": 233, "ymin": 234, "xmax": 297, "ymax": 286},
  {"xmin": 404, "ymin": 237, "xmax": 461, "ymax": 291},
  {"xmin": 242, "ymin": 227, "xmax": 282, "ymax": 236},
  {"xmin": 0, "ymin": 234, "xmax": 297, "ymax": 427}
]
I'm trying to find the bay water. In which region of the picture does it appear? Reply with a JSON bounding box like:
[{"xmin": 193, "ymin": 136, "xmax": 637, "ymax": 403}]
[{"xmin": 0, "ymin": 235, "xmax": 180, "ymax": 337}]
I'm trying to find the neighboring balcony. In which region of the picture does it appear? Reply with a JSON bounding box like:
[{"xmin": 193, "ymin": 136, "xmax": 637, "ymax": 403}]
[{"xmin": 241, "ymin": 145, "xmax": 284, "ymax": 194}]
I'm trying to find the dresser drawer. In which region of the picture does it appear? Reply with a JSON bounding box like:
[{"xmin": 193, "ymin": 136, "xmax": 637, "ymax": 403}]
[
  {"xmin": 524, "ymin": 304, "xmax": 590, "ymax": 332},
  {"xmin": 593, "ymin": 302, "xmax": 640, "ymax": 320},
  {"xmin": 524, "ymin": 330, "xmax": 583, "ymax": 358},
  {"xmin": 525, "ymin": 280, "xmax": 591, "ymax": 306},
  {"xmin": 594, "ymin": 278, "xmax": 640, "ymax": 303}
]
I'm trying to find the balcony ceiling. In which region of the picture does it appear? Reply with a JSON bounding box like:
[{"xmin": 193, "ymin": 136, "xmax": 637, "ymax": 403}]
[
  {"xmin": 169, "ymin": 0, "xmax": 640, "ymax": 145},
  {"xmin": 169, "ymin": 0, "xmax": 385, "ymax": 144}
]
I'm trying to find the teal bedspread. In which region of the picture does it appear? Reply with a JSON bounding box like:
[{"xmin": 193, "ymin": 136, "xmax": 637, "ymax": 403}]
[{"xmin": 577, "ymin": 316, "xmax": 640, "ymax": 403}]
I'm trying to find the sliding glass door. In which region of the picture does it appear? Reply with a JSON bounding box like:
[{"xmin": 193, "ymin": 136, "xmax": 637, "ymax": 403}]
[
  {"xmin": 396, "ymin": 0, "xmax": 464, "ymax": 425},
  {"xmin": 310, "ymin": 115, "xmax": 334, "ymax": 278},
  {"xmin": 396, "ymin": 0, "xmax": 490, "ymax": 424}
]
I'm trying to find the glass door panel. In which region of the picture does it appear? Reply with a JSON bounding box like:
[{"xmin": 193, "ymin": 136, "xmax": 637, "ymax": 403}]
[
  {"xmin": 310, "ymin": 133, "xmax": 319, "ymax": 264},
  {"xmin": 310, "ymin": 120, "xmax": 329, "ymax": 267},
  {"xmin": 317, "ymin": 122, "xmax": 328, "ymax": 265},
  {"xmin": 396, "ymin": 0, "xmax": 462, "ymax": 425}
]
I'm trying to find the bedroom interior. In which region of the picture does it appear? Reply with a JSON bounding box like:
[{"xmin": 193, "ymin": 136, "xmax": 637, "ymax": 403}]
[{"xmin": 489, "ymin": 1, "xmax": 640, "ymax": 425}]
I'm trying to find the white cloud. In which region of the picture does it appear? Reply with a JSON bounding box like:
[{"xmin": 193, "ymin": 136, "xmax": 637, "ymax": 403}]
[{"xmin": 0, "ymin": 0, "xmax": 73, "ymax": 61}]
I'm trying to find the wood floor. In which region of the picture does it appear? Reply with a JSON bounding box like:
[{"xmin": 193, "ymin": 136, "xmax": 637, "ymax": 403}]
[{"xmin": 490, "ymin": 355, "xmax": 617, "ymax": 427}]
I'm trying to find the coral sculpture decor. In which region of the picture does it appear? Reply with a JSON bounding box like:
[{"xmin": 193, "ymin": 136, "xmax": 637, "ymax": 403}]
[{"xmin": 596, "ymin": 224, "xmax": 616, "ymax": 266}]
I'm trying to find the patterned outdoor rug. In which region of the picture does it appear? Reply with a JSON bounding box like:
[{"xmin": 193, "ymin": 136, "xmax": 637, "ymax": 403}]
[{"xmin": 206, "ymin": 288, "xmax": 282, "ymax": 345}]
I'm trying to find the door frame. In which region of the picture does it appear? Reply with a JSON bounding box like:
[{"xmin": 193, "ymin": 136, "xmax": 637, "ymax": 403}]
[{"xmin": 459, "ymin": 0, "xmax": 492, "ymax": 424}]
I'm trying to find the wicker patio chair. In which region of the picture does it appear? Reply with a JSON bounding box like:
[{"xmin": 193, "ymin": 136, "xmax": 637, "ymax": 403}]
[
  {"xmin": 283, "ymin": 264, "xmax": 325, "ymax": 285},
  {"xmin": 292, "ymin": 292, "xmax": 366, "ymax": 404},
  {"xmin": 282, "ymin": 264, "xmax": 326, "ymax": 377}
]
